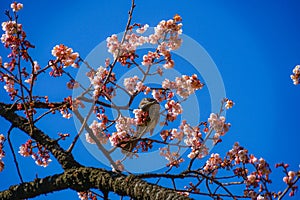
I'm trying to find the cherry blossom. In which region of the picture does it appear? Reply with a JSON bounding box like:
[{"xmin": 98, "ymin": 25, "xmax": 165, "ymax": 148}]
[
  {"xmin": 3, "ymin": 76, "xmax": 15, "ymax": 93},
  {"xmin": 123, "ymin": 76, "xmax": 145, "ymax": 95},
  {"xmin": 225, "ymin": 99, "xmax": 234, "ymax": 109},
  {"xmin": 180, "ymin": 121, "xmax": 208, "ymax": 159},
  {"xmin": 256, "ymin": 195, "xmax": 265, "ymax": 200},
  {"xmin": 85, "ymin": 120, "xmax": 108, "ymax": 145},
  {"xmin": 106, "ymin": 33, "xmax": 147, "ymax": 59},
  {"xmin": 89, "ymin": 66, "xmax": 116, "ymax": 99},
  {"xmin": 11, "ymin": 2, "xmax": 23, "ymax": 12},
  {"xmin": 165, "ymin": 100, "xmax": 183, "ymax": 122},
  {"xmin": 77, "ymin": 191, "xmax": 97, "ymax": 200},
  {"xmin": 149, "ymin": 16, "xmax": 183, "ymax": 47},
  {"xmin": 290, "ymin": 65, "xmax": 300, "ymax": 85},
  {"xmin": 19, "ymin": 140, "xmax": 52, "ymax": 167},
  {"xmin": 133, "ymin": 108, "xmax": 148, "ymax": 126},
  {"xmin": 170, "ymin": 128, "xmax": 184, "ymax": 140},
  {"xmin": 208, "ymin": 113, "xmax": 230, "ymax": 137},
  {"xmin": 203, "ymin": 153, "xmax": 222, "ymax": 176},
  {"xmin": 285, "ymin": 171, "xmax": 296, "ymax": 184},
  {"xmin": 136, "ymin": 24, "xmax": 149, "ymax": 34},
  {"xmin": 151, "ymin": 89, "xmax": 167, "ymax": 102},
  {"xmin": 109, "ymin": 116, "xmax": 136, "ymax": 147},
  {"xmin": 51, "ymin": 44, "xmax": 79, "ymax": 68},
  {"xmin": 60, "ymin": 108, "xmax": 72, "ymax": 119},
  {"xmin": 141, "ymin": 51, "xmax": 160, "ymax": 66},
  {"xmin": 33, "ymin": 61, "xmax": 40, "ymax": 72},
  {"xmin": 1, "ymin": 21, "xmax": 23, "ymax": 49},
  {"xmin": 162, "ymin": 74, "xmax": 204, "ymax": 99},
  {"xmin": 245, "ymin": 174, "xmax": 257, "ymax": 186}
]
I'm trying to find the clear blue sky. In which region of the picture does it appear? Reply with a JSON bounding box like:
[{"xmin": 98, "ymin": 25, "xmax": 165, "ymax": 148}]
[{"xmin": 0, "ymin": 0, "xmax": 299, "ymax": 199}]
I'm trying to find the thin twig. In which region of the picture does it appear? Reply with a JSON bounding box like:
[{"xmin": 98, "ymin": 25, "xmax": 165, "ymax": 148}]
[
  {"xmin": 7, "ymin": 125, "xmax": 24, "ymax": 183},
  {"xmin": 67, "ymin": 103, "xmax": 95, "ymax": 152}
]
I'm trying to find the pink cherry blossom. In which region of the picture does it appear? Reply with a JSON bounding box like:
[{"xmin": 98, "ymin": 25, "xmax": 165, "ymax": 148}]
[
  {"xmin": 203, "ymin": 153, "xmax": 222, "ymax": 176},
  {"xmin": 291, "ymin": 65, "xmax": 300, "ymax": 85},
  {"xmin": 85, "ymin": 120, "xmax": 108, "ymax": 144},
  {"xmin": 51, "ymin": 44, "xmax": 79, "ymax": 68},
  {"xmin": 136, "ymin": 24, "xmax": 149, "ymax": 34},
  {"xmin": 162, "ymin": 74, "xmax": 204, "ymax": 99},
  {"xmin": 11, "ymin": 2, "xmax": 23, "ymax": 12},
  {"xmin": 90, "ymin": 66, "xmax": 116, "ymax": 99},
  {"xmin": 225, "ymin": 99, "xmax": 234, "ymax": 109},
  {"xmin": 141, "ymin": 51, "xmax": 160, "ymax": 66},
  {"xmin": 124, "ymin": 76, "xmax": 144, "ymax": 95},
  {"xmin": 109, "ymin": 116, "xmax": 135, "ymax": 147},
  {"xmin": 165, "ymin": 100, "xmax": 183, "ymax": 121}
]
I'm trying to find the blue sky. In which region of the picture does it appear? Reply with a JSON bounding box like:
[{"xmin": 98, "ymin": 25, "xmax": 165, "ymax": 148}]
[{"xmin": 0, "ymin": 0, "xmax": 300, "ymax": 199}]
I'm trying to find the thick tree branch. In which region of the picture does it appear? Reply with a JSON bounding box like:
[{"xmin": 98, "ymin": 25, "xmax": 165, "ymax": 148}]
[
  {"xmin": 0, "ymin": 167, "xmax": 192, "ymax": 200},
  {"xmin": 0, "ymin": 102, "xmax": 81, "ymax": 169}
]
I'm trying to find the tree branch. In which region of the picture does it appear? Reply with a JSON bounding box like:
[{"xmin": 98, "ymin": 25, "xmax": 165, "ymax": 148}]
[
  {"xmin": 0, "ymin": 102, "xmax": 81, "ymax": 169},
  {"xmin": 0, "ymin": 167, "xmax": 192, "ymax": 200}
]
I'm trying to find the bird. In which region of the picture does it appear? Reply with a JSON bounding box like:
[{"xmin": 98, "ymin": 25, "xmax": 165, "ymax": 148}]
[
  {"xmin": 136, "ymin": 97, "xmax": 160, "ymax": 137},
  {"xmin": 121, "ymin": 98, "xmax": 160, "ymax": 154}
]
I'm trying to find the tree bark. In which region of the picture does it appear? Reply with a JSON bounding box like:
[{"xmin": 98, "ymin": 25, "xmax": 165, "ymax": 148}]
[
  {"xmin": 0, "ymin": 102, "xmax": 192, "ymax": 199},
  {"xmin": 0, "ymin": 102, "xmax": 81, "ymax": 169},
  {"xmin": 0, "ymin": 167, "xmax": 192, "ymax": 200}
]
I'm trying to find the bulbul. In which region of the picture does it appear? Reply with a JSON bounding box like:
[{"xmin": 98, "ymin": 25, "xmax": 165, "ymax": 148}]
[{"xmin": 121, "ymin": 98, "xmax": 160, "ymax": 153}]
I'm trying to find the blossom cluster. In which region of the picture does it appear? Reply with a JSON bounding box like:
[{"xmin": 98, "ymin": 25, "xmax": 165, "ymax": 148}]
[
  {"xmin": 77, "ymin": 191, "xmax": 97, "ymax": 200},
  {"xmin": 109, "ymin": 116, "xmax": 136, "ymax": 147},
  {"xmin": 11, "ymin": 2, "xmax": 23, "ymax": 12},
  {"xmin": 227, "ymin": 142, "xmax": 250, "ymax": 165},
  {"xmin": 223, "ymin": 143, "xmax": 272, "ymax": 198},
  {"xmin": 162, "ymin": 74, "xmax": 204, "ymax": 99},
  {"xmin": 160, "ymin": 128, "xmax": 184, "ymax": 142},
  {"xmin": 106, "ymin": 33, "xmax": 148, "ymax": 60},
  {"xmin": 149, "ymin": 14, "xmax": 182, "ymax": 47},
  {"xmin": 58, "ymin": 96, "xmax": 73, "ymax": 119},
  {"xmin": 0, "ymin": 134, "xmax": 5, "ymax": 172},
  {"xmin": 85, "ymin": 120, "xmax": 108, "ymax": 145},
  {"xmin": 151, "ymin": 89, "xmax": 174, "ymax": 103},
  {"xmin": 1, "ymin": 20, "xmax": 23, "ymax": 50},
  {"xmin": 123, "ymin": 76, "xmax": 148, "ymax": 95},
  {"xmin": 1, "ymin": 7, "xmax": 34, "ymax": 62},
  {"xmin": 18, "ymin": 139, "xmax": 52, "ymax": 167},
  {"xmin": 290, "ymin": 65, "xmax": 300, "ymax": 85},
  {"xmin": 160, "ymin": 120, "xmax": 208, "ymax": 160},
  {"xmin": 88, "ymin": 66, "xmax": 116, "ymax": 99},
  {"xmin": 106, "ymin": 15, "xmax": 183, "ymax": 69},
  {"xmin": 207, "ymin": 113, "xmax": 230, "ymax": 144},
  {"xmin": 283, "ymin": 171, "xmax": 297, "ymax": 184},
  {"xmin": 141, "ymin": 51, "xmax": 160, "ymax": 67},
  {"xmin": 2, "ymin": 75, "xmax": 17, "ymax": 100},
  {"xmin": 51, "ymin": 44, "xmax": 80, "ymax": 68},
  {"xmin": 133, "ymin": 108, "xmax": 149, "ymax": 126},
  {"xmin": 203, "ymin": 153, "xmax": 222, "ymax": 176},
  {"xmin": 164, "ymin": 100, "xmax": 183, "ymax": 122},
  {"xmin": 182, "ymin": 122, "xmax": 208, "ymax": 159}
]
